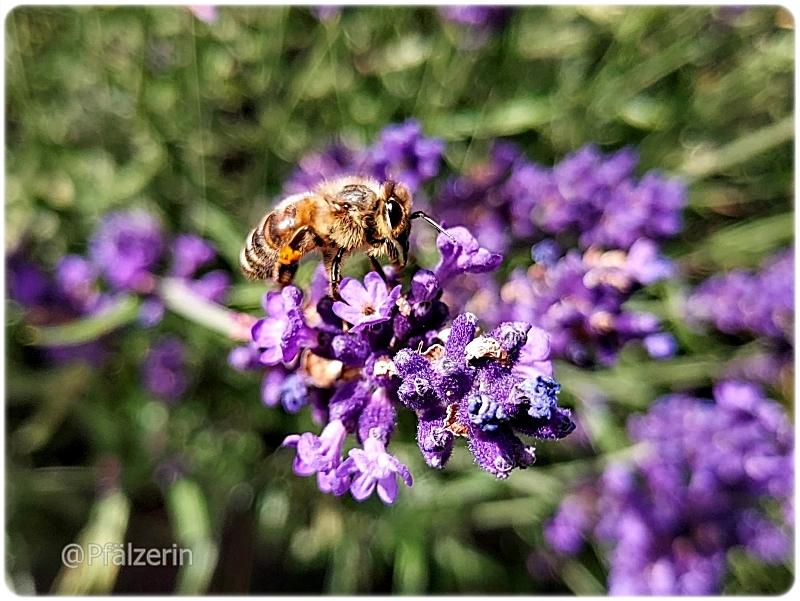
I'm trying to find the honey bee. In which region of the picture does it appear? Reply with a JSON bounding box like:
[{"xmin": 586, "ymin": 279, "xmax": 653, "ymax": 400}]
[{"xmin": 240, "ymin": 175, "xmax": 452, "ymax": 297}]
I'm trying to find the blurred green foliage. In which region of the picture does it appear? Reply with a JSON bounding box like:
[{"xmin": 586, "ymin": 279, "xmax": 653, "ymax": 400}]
[{"xmin": 5, "ymin": 5, "xmax": 794, "ymax": 594}]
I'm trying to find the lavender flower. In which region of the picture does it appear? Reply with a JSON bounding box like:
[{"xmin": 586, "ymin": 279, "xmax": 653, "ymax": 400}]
[
  {"xmin": 545, "ymin": 381, "xmax": 794, "ymax": 595},
  {"xmin": 336, "ymin": 435, "xmax": 413, "ymax": 505},
  {"xmin": 496, "ymin": 243, "xmax": 674, "ymax": 365},
  {"xmin": 534, "ymin": 145, "xmax": 687, "ymax": 250},
  {"xmin": 368, "ymin": 120, "xmax": 445, "ymax": 193},
  {"xmin": 686, "ymin": 248, "xmax": 794, "ymax": 342},
  {"xmin": 284, "ymin": 120, "xmax": 444, "ymax": 195},
  {"xmin": 282, "ymin": 419, "xmax": 348, "ymax": 477},
  {"xmin": 88, "ymin": 210, "xmax": 164, "ymax": 293},
  {"xmin": 7, "ymin": 250, "xmax": 108, "ymax": 365},
  {"xmin": 55, "ymin": 254, "xmax": 102, "ymax": 313},
  {"xmin": 434, "ymin": 227, "xmax": 503, "ymax": 286},
  {"xmin": 332, "ymin": 272, "xmax": 402, "ymax": 332},
  {"xmin": 142, "ymin": 336, "xmax": 188, "ymax": 401},
  {"xmin": 394, "ymin": 313, "xmax": 575, "ymax": 478},
  {"xmin": 284, "ymin": 141, "xmax": 367, "ymax": 194},
  {"xmin": 169, "ymin": 234, "xmax": 216, "ymax": 279},
  {"xmin": 251, "ymin": 286, "xmax": 317, "ymax": 365}
]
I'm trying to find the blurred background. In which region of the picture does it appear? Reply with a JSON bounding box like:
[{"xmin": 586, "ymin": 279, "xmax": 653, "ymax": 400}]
[{"xmin": 5, "ymin": 5, "xmax": 794, "ymax": 595}]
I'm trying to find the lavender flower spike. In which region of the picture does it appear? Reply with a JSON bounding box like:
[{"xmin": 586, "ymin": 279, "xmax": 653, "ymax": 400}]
[
  {"xmin": 332, "ymin": 271, "xmax": 401, "ymax": 332},
  {"xmin": 336, "ymin": 435, "xmax": 413, "ymax": 505},
  {"xmin": 251, "ymin": 286, "xmax": 317, "ymax": 365},
  {"xmin": 434, "ymin": 226, "xmax": 502, "ymax": 286}
]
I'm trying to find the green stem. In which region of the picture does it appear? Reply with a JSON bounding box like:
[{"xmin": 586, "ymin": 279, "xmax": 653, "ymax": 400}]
[
  {"xmin": 158, "ymin": 277, "xmax": 256, "ymax": 341},
  {"xmin": 677, "ymin": 115, "xmax": 794, "ymax": 182},
  {"xmin": 27, "ymin": 295, "xmax": 141, "ymax": 346}
]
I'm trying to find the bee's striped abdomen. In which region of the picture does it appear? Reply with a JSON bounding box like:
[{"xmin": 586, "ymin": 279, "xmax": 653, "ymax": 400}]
[{"xmin": 239, "ymin": 214, "xmax": 279, "ymax": 280}]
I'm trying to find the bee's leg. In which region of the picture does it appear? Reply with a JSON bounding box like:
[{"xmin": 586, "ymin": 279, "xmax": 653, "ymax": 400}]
[
  {"xmin": 369, "ymin": 257, "xmax": 390, "ymax": 286},
  {"xmin": 277, "ymin": 225, "xmax": 314, "ymax": 285},
  {"xmin": 328, "ymin": 247, "xmax": 346, "ymax": 301}
]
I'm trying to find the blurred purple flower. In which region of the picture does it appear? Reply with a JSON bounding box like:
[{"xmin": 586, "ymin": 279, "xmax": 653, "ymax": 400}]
[
  {"xmin": 546, "ymin": 381, "xmax": 794, "ymax": 594},
  {"xmin": 187, "ymin": 270, "xmax": 230, "ymax": 304},
  {"xmin": 138, "ymin": 297, "xmax": 166, "ymax": 327},
  {"xmin": 643, "ymin": 332, "xmax": 678, "ymax": 359},
  {"xmin": 368, "ymin": 119, "xmax": 445, "ymax": 193},
  {"xmin": 169, "ymin": 234, "xmax": 216, "ymax": 279},
  {"xmin": 55, "ymin": 255, "xmax": 101, "ymax": 313},
  {"xmin": 686, "ymin": 248, "xmax": 794, "ymax": 342},
  {"xmin": 142, "ymin": 336, "xmax": 188, "ymax": 402},
  {"xmin": 251, "ymin": 286, "xmax": 317, "ymax": 365},
  {"xmin": 440, "ymin": 5, "xmax": 512, "ymax": 29},
  {"xmin": 496, "ymin": 244, "xmax": 673, "ymax": 366},
  {"xmin": 88, "ymin": 210, "xmax": 164, "ymax": 293},
  {"xmin": 519, "ymin": 145, "xmax": 687, "ymax": 250},
  {"xmin": 187, "ymin": 5, "xmax": 218, "ymax": 23},
  {"xmin": 284, "ymin": 142, "xmax": 368, "ymax": 194},
  {"xmin": 332, "ymin": 271, "xmax": 401, "ymax": 332}
]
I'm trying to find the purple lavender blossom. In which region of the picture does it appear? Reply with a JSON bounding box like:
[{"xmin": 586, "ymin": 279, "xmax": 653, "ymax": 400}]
[
  {"xmin": 284, "ymin": 142, "xmax": 368, "ymax": 194},
  {"xmin": 545, "ymin": 381, "xmax": 794, "ymax": 595},
  {"xmin": 394, "ymin": 313, "xmax": 575, "ymax": 478},
  {"xmin": 7, "ymin": 252, "xmax": 51, "ymax": 307},
  {"xmin": 686, "ymin": 248, "xmax": 794, "ymax": 342},
  {"xmin": 251, "ymin": 286, "xmax": 317, "ymax": 365},
  {"xmin": 88, "ymin": 210, "xmax": 164, "ymax": 293},
  {"xmin": 433, "ymin": 227, "xmax": 503, "ymax": 286},
  {"xmin": 368, "ymin": 120, "xmax": 445, "ymax": 193},
  {"xmin": 332, "ymin": 272, "xmax": 402, "ymax": 332},
  {"xmin": 284, "ymin": 121, "xmax": 444, "ymax": 195},
  {"xmin": 336, "ymin": 435, "xmax": 412, "ymax": 504},
  {"xmin": 55, "ymin": 255, "xmax": 101, "ymax": 313},
  {"xmin": 142, "ymin": 336, "xmax": 188, "ymax": 402},
  {"xmin": 282, "ymin": 418, "xmax": 348, "ymax": 481},
  {"xmin": 643, "ymin": 332, "xmax": 678, "ymax": 359},
  {"xmin": 7, "ymin": 250, "xmax": 109, "ymax": 365},
  {"xmin": 435, "ymin": 141, "xmax": 529, "ymax": 253},
  {"xmin": 139, "ymin": 297, "xmax": 166, "ymax": 327},
  {"xmin": 496, "ymin": 243, "xmax": 674, "ymax": 365},
  {"xmin": 169, "ymin": 234, "xmax": 216, "ymax": 279},
  {"xmin": 187, "ymin": 270, "xmax": 230, "ymax": 304},
  {"xmin": 536, "ymin": 145, "xmax": 687, "ymax": 250}
]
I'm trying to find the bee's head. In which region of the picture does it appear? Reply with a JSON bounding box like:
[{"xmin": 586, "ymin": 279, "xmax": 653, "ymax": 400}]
[{"xmin": 380, "ymin": 180, "xmax": 413, "ymax": 267}]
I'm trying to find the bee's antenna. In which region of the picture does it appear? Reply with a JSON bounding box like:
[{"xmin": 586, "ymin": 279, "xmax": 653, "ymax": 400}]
[{"xmin": 410, "ymin": 211, "xmax": 457, "ymax": 243}]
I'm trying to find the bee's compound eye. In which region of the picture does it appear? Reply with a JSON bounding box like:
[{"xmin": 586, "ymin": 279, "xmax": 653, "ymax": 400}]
[{"xmin": 386, "ymin": 200, "xmax": 404, "ymax": 230}]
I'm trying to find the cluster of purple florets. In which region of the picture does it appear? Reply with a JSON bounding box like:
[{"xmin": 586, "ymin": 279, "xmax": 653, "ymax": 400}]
[
  {"xmin": 544, "ymin": 381, "xmax": 794, "ymax": 594},
  {"xmin": 7, "ymin": 210, "xmax": 229, "ymax": 401},
  {"xmin": 432, "ymin": 141, "xmax": 684, "ymax": 365},
  {"xmin": 685, "ymin": 248, "xmax": 794, "ymax": 387},
  {"xmin": 285, "ymin": 119, "xmax": 445, "ymax": 196},
  {"xmin": 687, "ymin": 249, "xmax": 793, "ymax": 342},
  {"xmin": 229, "ymin": 224, "xmax": 575, "ymax": 502}
]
